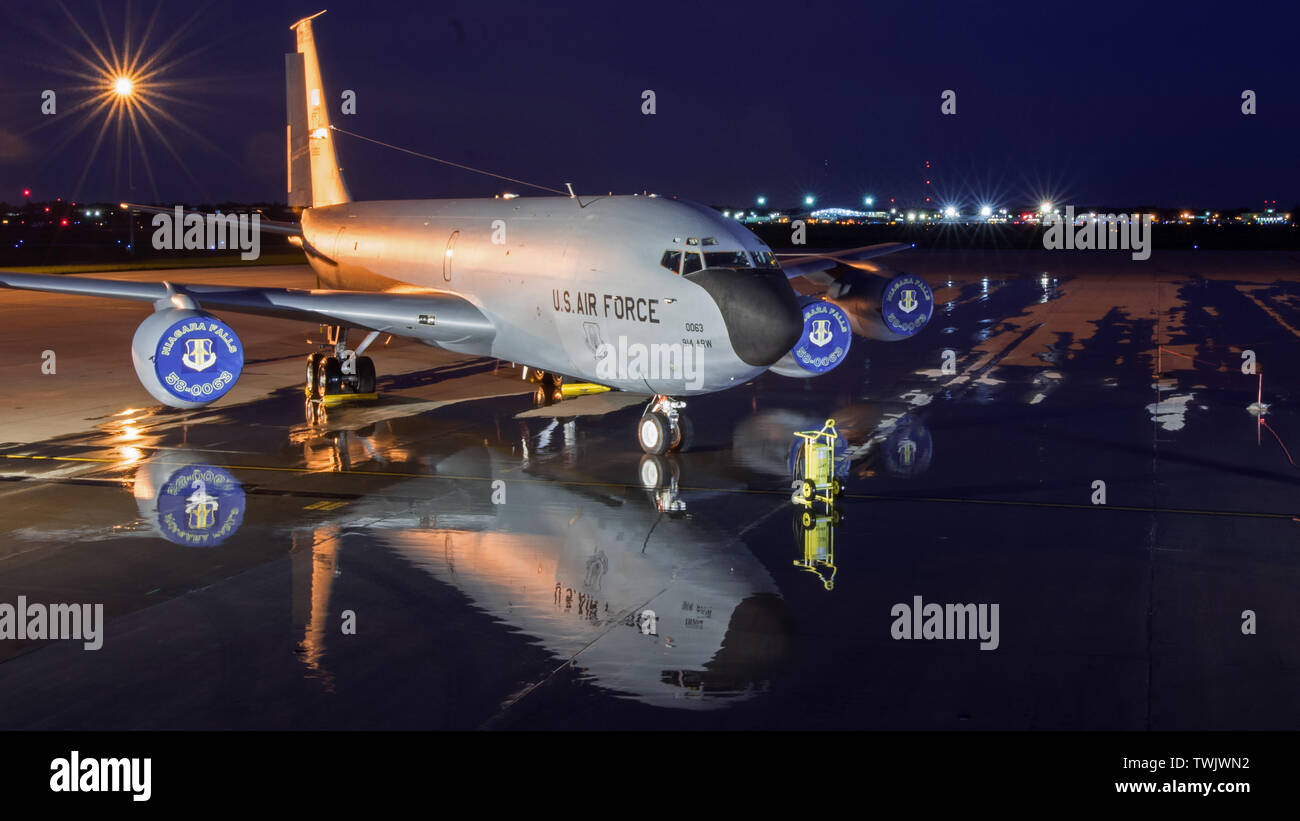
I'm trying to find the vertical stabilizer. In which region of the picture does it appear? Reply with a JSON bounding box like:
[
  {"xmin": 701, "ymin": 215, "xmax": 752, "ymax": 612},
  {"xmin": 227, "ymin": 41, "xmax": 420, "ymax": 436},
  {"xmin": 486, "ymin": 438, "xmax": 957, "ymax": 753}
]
[{"xmin": 288, "ymin": 11, "xmax": 350, "ymax": 207}]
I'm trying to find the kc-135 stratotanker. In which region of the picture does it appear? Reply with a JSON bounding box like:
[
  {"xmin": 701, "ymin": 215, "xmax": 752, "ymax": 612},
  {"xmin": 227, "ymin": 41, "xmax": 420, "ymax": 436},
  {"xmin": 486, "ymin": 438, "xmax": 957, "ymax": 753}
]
[{"xmin": 0, "ymin": 11, "xmax": 934, "ymax": 454}]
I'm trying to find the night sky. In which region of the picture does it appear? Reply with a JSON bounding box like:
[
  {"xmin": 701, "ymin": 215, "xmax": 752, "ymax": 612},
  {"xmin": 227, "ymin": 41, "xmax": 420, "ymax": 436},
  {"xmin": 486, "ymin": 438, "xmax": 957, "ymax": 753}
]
[{"xmin": 1, "ymin": 0, "xmax": 1297, "ymax": 210}]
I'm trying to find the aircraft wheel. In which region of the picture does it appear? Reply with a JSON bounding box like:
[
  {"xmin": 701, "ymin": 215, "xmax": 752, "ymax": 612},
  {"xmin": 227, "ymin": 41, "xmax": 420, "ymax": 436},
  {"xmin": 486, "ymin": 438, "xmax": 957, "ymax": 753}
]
[
  {"xmin": 315, "ymin": 356, "xmax": 343, "ymax": 399},
  {"xmin": 306, "ymin": 352, "xmax": 325, "ymax": 397},
  {"xmin": 799, "ymin": 479, "xmax": 815, "ymax": 502},
  {"xmin": 830, "ymin": 478, "xmax": 842, "ymax": 497},
  {"xmin": 801, "ymin": 510, "xmax": 813, "ymax": 528},
  {"xmin": 355, "ymin": 356, "xmax": 376, "ymax": 393},
  {"xmin": 669, "ymin": 414, "xmax": 694, "ymax": 452},
  {"xmin": 638, "ymin": 412, "xmax": 670, "ymax": 455}
]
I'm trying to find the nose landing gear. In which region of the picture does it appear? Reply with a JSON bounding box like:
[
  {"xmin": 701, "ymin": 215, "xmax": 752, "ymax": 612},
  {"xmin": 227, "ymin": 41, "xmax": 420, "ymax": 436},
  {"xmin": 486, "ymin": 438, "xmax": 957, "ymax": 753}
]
[
  {"xmin": 305, "ymin": 325, "xmax": 379, "ymax": 407},
  {"xmin": 638, "ymin": 395, "xmax": 693, "ymax": 455}
]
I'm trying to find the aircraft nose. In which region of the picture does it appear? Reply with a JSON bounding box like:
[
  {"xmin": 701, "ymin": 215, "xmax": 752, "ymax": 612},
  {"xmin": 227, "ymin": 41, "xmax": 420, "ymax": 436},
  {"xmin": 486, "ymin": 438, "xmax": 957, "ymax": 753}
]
[{"xmin": 686, "ymin": 268, "xmax": 803, "ymax": 367}]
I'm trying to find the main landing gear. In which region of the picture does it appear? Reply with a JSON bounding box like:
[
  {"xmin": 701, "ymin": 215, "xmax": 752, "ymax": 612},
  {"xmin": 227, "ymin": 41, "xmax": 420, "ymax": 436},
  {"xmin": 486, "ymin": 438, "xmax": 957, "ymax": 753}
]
[
  {"xmin": 305, "ymin": 325, "xmax": 379, "ymax": 407},
  {"xmin": 637, "ymin": 395, "xmax": 693, "ymax": 455},
  {"xmin": 524, "ymin": 367, "xmax": 564, "ymax": 405}
]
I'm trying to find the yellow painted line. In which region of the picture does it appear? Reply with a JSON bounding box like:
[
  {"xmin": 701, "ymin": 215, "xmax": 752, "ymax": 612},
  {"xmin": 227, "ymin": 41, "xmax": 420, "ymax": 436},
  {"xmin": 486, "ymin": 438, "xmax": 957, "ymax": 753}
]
[{"xmin": 320, "ymin": 392, "xmax": 378, "ymax": 407}]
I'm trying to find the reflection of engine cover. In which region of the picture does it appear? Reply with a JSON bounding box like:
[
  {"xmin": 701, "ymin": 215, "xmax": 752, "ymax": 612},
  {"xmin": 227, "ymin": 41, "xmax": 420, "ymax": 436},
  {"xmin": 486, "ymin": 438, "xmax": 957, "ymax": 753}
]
[
  {"xmin": 133, "ymin": 455, "xmax": 246, "ymax": 547},
  {"xmin": 131, "ymin": 307, "xmax": 243, "ymax": 408},
  {"xmin": 769, "ymin": 298, "xmax": 853, "ymax": 378},
  {"xmin": 882, "ymin": 415, "xmax": 934, "ymax": 477}
]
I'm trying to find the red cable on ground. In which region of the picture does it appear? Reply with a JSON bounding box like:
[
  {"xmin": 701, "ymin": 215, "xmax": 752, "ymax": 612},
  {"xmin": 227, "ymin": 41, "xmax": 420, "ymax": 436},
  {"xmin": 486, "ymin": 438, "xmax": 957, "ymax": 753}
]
[
  {"xmin": 1155, "ymin": 345, "xmax": 1226, "ymax": 370},
  {"xmin": 1259, "ymin": 418, "xmax": 1297, "ymax": 467}
]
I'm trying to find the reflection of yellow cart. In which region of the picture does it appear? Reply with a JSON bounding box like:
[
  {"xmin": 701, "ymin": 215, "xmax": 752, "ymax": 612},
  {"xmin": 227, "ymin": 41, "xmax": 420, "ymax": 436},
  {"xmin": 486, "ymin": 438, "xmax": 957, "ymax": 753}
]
[
  {"xmin": 792, "ymin": 419, "xmax": 843, "ymax": 510},
  {"xmin": 793, "ymin": 508, "xmax": 840, "ymax": 591}
]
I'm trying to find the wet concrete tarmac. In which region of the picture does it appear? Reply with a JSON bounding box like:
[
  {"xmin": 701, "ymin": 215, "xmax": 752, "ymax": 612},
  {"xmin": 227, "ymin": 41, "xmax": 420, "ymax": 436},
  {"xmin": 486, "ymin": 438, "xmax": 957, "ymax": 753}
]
[{"xmin": 1, "ymin": 250, "xmax": 1298, "ymax": 729}]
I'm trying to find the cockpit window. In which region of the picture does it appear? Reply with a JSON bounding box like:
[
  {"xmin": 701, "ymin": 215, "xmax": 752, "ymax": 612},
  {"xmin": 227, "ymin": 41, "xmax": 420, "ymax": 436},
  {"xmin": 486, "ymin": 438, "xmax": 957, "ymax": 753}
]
[
  {"xmin": 751, "ymin": 250, "xmax": 779, "ymax": 269},
  {"xmin": 660, "ymin": 249, "xmax": 682, "ymax": 274},
  {"xmin": 681, "ymin": 251, "xmax": 703, "ymax": 275},
  {"xmin": 703, "ymin": 250, "xmax": 751, "ymax": 269}
]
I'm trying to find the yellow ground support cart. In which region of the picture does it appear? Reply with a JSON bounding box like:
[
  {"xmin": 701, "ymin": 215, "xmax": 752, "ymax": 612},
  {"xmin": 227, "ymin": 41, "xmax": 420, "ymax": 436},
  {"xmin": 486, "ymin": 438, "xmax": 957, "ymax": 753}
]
[{"xmin": 792, "ymin": 418, "xmax": 843, "ymax": 511}]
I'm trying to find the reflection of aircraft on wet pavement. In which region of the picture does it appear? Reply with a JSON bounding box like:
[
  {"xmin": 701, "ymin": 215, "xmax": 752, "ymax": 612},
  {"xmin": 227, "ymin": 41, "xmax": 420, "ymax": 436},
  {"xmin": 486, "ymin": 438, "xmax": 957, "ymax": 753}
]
[
  {"xmin": 0, "ymin": 12, "xmax": 933, "ymax": 455},
  {"xmin": 132, "ymin": 438, "xmax": 795, "ymax": 709}
]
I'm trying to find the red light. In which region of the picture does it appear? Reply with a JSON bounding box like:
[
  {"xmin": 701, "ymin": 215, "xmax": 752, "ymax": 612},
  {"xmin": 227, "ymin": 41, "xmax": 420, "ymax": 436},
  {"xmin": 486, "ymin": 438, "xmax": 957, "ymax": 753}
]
[
  {"xmin": 43, "ymin": 206, "xmax": 49, "ymax": 213},
  {"xmin": 59, "ymin": 218, "xmax": 68, "ymax": 226},
  {"xmin": 22, "ymin": 188, "xmax": 30, "ymax": 198}
]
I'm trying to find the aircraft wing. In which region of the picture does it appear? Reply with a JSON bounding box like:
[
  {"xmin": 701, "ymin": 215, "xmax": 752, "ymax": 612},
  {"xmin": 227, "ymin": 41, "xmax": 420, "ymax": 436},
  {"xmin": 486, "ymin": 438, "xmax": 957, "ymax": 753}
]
[
  {"xmin": 776, "ymin": 242, "xmax": 914, "ymax": 280},
  {"xmin": 0, "ymin": 271, "xmax": 495, "ymax": 347}
]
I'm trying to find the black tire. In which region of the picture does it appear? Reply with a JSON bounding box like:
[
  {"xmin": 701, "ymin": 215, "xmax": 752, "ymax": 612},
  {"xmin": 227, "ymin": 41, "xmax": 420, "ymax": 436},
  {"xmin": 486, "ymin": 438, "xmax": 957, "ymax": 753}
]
[
  {"xmin": 355, "ymin": 356, "xmax": 376, "ymax": 393},
  {"xmin": 637, "ymin": 412, "xmax": 670, "ymax": 455},
  {"xmin": 801, "ymin": 510, "xmax": 813, "ymax": 528},
  {"xmin": 305, "ymin": 352, "xmax": 325, "ymax": 397},
  {"xmin": 830, "ymin": 477, "xmax": 842, "ymax": 497},
  {"xmin": 315, "ymin": 356, "xmax": 342, "ymax": 399},
  {"xmin": 669, "ymin": 414, "xmax": 694, "ymax": 452},
  {"xmin": 799, "ymin": 479, "xmax": 815, "ymax": 501}
]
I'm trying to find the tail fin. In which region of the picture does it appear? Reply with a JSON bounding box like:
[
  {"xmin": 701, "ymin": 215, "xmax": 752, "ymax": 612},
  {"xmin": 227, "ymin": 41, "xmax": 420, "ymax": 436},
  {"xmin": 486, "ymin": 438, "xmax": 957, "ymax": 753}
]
[{"xmin": 286, "ymin": 10, "xmax": 350, "ymax": 208}]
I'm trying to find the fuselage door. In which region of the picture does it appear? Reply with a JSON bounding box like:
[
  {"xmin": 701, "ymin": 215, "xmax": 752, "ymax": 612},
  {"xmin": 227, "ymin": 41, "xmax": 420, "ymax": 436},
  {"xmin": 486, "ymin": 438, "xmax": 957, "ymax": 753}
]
[{"xmin": 443, "ymin": 230, "xmax": 459, "ymax": 282}]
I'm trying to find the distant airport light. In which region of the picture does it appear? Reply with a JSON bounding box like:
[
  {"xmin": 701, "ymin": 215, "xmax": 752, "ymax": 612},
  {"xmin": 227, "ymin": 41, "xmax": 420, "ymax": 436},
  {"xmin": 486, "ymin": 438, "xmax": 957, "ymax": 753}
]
[
  {"xmin": 113, "ymin": 76, "xmax": 134, "ymax": 97},
  {"xmin": 756, "ymin": 196, "xmax": 766, "ymax": 206},
  {"xmin": 979, "ymin": 205, "xmax": 992, "ymax": 217},
  {"xmin": 864, "ymin": 196, "xmax": 874, "ymax": 206},
  {"xmin": 943, "ymin": 205, "xmax": 957, "ymax": 218},
  {"xmin": 22, "ymin": 188, "xmax": 30, "ymax": 198},
  {"xmin": 906, "ymin": 212, "xmax": 916, "ymax": 221},
  {"xmin": 1039, "ymin": 201, "xmax": 1053, "ymax": 213},
  {"xmin": 804, "ymin": 195, "xmax": 815, "ymax": 206}
]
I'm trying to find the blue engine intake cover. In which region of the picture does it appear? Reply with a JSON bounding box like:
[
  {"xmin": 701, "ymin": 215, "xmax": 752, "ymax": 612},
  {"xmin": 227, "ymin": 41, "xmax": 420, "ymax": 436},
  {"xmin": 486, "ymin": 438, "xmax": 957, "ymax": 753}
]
[
  {"xmin": 880, "ymin": 274, "xmax": 934, "ymax": 337},
  {"xmin": 790, "ymin": 298, "xmax": 853, "ymax": 374}
]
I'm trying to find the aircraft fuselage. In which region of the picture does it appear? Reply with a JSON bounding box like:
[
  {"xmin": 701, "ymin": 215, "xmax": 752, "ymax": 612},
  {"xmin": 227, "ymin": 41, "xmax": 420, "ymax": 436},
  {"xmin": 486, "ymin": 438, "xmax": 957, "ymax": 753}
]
[{"xmin": 301, "ymin": 195, "xmax": 802, "ymax": 394}]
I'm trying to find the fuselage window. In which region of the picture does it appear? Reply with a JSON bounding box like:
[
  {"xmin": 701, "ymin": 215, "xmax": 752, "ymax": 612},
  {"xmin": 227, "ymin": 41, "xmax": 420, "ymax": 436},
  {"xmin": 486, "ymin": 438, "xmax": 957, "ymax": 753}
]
[
  {"xmin": 750, "ymin": 250, "xmax": 779, "ymax": 269},
  {"xmin": 660, "ymin": 249, "xmax": 683, "ymax": 274},
  {"xmin": 681, "ymin": 251, "xmax": 703, "ymax": 275}
]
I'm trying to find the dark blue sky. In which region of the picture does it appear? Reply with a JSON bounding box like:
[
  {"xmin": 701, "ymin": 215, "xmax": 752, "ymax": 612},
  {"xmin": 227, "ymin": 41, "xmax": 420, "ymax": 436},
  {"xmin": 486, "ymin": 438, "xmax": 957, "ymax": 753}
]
[{"xmin": 1, "ymin": 0, "xmax": 1296, "ymax": 209}]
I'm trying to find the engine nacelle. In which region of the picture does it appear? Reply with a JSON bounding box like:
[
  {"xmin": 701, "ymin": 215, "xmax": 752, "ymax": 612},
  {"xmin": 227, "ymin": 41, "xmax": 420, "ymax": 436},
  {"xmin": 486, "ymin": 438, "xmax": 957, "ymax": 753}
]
[
  {"xmin": 770, "ymin": 272, "xmax": 934, "ymax": 378},
  {"xmin": 828, "ymin": 270, "xmax": 934, "ymax": 341},
  {"xmin": 131, "ymin": 307, "xmax": 244, "ymax": 408},
  {"xmin": 769, "ymin": 297, "xmax": 853, "ymax": 378}
]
